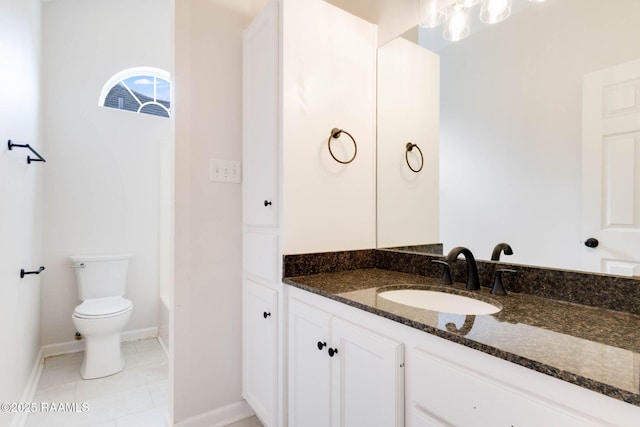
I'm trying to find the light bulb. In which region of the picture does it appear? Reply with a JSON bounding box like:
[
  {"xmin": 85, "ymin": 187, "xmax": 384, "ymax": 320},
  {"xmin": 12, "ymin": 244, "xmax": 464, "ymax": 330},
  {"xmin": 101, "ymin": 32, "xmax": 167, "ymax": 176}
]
[
  {"xmin": 480, "ymin": 0, "xmax": 512, "ymax": 24},
  {"xmin": 419, "ymin": 0, "xmax": 448, "ymax": 28},
  {"xmin": 443, "ymin": 4, "xmax": 470, "ymax": 41}
]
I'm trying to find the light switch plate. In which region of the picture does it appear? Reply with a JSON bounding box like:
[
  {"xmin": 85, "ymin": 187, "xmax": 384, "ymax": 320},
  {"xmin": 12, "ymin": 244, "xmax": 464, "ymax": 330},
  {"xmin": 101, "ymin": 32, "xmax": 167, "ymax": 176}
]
[{"xmin": 210, "ymin": 159, "xmax": 241, "ymax": 183}]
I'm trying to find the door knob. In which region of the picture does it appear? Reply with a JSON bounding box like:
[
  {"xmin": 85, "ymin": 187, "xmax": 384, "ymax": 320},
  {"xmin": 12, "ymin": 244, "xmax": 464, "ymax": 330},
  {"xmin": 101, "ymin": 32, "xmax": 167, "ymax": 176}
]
[
  {"xmin": 328, "ymin": 347, "xmax": 339, "ymax": 357},
  {"xmin": 263, "ymin": 312, "xmax": 271, "ymax": 318},
  {"xmin": 584, "ymin": 238, "xmax": 599, "ymax": 248},
  {"xmin": 317, "ymin": 341, "xmax": 327, "ymax": 350},
  {"xmin": 264, "ymin": 200, "xmax": 272, "ymax": 206}
]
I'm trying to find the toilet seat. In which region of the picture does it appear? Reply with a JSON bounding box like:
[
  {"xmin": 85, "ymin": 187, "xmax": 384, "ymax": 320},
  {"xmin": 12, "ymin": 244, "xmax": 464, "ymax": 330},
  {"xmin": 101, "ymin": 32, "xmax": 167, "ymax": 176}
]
[{"xmin": 74, "ymin": 296, "xmax": 133, "ymax": 319}]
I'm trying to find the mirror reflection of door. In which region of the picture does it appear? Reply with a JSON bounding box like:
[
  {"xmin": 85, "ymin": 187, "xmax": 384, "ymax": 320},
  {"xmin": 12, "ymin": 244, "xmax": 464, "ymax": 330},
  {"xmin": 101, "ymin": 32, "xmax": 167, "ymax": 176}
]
[{"xmin": 582, "ymin": 58, "xmax": 640, "ymax": 276}]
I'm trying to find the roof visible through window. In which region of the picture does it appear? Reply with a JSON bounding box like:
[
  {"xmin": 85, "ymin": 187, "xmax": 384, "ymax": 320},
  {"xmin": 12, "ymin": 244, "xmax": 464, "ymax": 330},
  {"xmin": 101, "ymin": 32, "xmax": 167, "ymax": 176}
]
[{"xmin": 99, "ymin": 68, "xmax": 171, "ymax": 118}]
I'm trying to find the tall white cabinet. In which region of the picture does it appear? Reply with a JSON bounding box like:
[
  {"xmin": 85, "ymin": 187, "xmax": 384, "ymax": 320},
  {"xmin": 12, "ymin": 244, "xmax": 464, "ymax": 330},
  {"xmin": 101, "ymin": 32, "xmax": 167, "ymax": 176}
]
[
  {"xmin": 242, "ymin": 1, "xmax": 377, "ymax": 426},
  {"xmin": 242, "ymin": 3, "xmax": 281, "ymax": 427}
]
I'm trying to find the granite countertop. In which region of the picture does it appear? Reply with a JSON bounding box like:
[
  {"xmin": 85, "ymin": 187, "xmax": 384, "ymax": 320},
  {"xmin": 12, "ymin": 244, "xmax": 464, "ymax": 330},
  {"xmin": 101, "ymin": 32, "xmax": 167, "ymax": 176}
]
[{"xmin": 284, "ymin": 268, "xmax": 640, "ymax": 407}]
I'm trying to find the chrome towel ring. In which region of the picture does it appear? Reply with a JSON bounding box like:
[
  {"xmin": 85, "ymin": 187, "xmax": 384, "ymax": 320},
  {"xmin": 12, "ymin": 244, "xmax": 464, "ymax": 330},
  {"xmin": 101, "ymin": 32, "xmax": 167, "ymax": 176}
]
[
  {"xmin": 405, "ymin": 142, "xmax": 424, "ymax": 173},
  {"xmin": 328, "ymin": 128, "xmax": 357, "ymax": 164}
]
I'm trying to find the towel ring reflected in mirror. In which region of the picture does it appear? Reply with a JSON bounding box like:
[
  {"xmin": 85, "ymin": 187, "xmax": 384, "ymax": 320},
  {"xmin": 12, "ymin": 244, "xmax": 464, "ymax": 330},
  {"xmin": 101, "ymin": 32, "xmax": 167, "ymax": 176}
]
[
  {"xmin": 328, "ymin": 128, "xmax": 357, "ymax": 164},
  {"xmin": 405, "ymin": 142, "xmax": 424, "ymax": 173}
]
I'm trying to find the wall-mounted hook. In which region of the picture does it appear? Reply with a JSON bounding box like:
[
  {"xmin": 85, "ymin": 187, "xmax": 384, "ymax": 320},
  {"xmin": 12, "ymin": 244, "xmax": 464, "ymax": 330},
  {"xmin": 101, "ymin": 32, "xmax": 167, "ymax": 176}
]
[
  {"xmin": 327, "ymin": 128, "xmax": 357, "ymax": 164},
  {"xmin": 20, "ymin": 266, "xmax": 45, "ymax": 279},
  {"xmin": 8, "ymin": 140, "xmax": 46, "ymax": 164},
  {"xmin": 405, "ymin": 142, "xmax": 424, "ymax": 173}
]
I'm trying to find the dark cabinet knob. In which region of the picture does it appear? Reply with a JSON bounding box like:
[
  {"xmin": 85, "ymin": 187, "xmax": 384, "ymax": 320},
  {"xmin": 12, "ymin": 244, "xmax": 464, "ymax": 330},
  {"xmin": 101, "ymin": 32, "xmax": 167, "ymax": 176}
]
[
  {"xmin": 317, "ymin": 341, "xmax": 327, "ymax": 350},
  {"xmin": 584, "ymin": 238, "xmax": 599, "ymax": 248},
  {"xmin": 264, "ymin": 200, "xmax": 272, "ymax": 207},
  {"xmin": 263, "ymin": 312, "xmax": 271, "ymax": 319},
  {"xmin": 328, "ymin": 347, "xmax": 339, "ymax": 357}
]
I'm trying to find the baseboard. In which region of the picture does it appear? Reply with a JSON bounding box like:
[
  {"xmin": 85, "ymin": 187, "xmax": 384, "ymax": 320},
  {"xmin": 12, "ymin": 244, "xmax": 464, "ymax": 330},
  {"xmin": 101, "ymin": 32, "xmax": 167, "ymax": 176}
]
[
  {"xmin": 158, "ymin": 333, "xmax": 169, "ymax": 358},
  {"xmin": 10, "ymin": 347, "xmax": 44, "ymax": 427},
  {"xmin": 41, "ymin": 326, "xmax": 159, "ymax": 357},
  {"xmin": 173, "ymin": 400, "xmax": 255, "ymax": 427}
]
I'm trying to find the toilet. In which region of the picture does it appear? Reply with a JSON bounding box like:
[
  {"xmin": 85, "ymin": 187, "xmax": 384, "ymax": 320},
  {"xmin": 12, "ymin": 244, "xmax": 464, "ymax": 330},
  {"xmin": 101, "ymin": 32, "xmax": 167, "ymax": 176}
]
[{"xmin": 71, "ymin": 253, "xmax": 133, "ymax": 379}]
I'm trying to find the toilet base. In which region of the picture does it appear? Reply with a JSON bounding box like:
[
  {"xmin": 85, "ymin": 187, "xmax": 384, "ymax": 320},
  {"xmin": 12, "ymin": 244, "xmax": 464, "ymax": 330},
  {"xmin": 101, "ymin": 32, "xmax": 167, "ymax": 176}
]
[{"xmin": 80, "ymin": 333, "xmax": 125, "ymax": 379}]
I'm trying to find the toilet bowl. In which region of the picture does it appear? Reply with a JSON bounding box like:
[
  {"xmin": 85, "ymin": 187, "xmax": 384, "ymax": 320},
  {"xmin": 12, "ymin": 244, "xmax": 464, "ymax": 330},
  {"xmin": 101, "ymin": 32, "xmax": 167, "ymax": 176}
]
[{"xmin": 70, "ymin": 254, "xmax": 133, "ymax": 379}]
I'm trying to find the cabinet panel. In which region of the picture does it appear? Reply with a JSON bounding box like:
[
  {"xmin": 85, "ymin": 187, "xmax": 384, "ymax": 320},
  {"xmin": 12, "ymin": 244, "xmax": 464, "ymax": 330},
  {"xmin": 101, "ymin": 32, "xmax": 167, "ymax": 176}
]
[
  {"xmin": 243, "ymin": 280, "xmax": 278, "ymax": 427},
  {"xmin": 242, "ymin": 0, "xmax": 278, "ymax": 228},
  {"xmin": 243, "ymin": 230, "xmax": 278, "ymax": 283},
  {"xmin": 288, "ymin": 299, "xmax": 332, "ymax": 427},
  {"xmin": 412, "ymin": 348, "xmax": 595, "ymax": 427},
  {"xmin": 331, "ymin": 318, "xmax": 404, "ymax": 427}
]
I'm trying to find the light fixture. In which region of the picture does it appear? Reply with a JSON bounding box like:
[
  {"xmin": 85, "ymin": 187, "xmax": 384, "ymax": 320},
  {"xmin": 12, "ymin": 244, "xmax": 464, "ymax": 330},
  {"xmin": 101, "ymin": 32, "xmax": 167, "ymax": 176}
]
[
  {"xmin": 480, "ymin": 0, "xmax": 512, "ymax": 24},
  {"xmin": 419, "ymin": 0, "xmax": 449, "ymax": 28},
  {"xmin": 443, "ymin": 3, "xmax": 470, "ymax": 42},
  {"xmin": 419, "ymin": 0, "xmax": 543, "ymax": 42}
]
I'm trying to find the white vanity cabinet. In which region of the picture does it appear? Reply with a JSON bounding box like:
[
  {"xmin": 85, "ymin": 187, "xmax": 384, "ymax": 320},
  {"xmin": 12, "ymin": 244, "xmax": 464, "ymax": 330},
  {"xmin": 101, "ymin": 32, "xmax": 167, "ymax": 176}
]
[
  {"xmin": 286, "ymin": 285, "xmax": 640, "ymax": 427},
  {"xmin": 288, "ymin": 298, "xmax": 405, "ymax": 427}
]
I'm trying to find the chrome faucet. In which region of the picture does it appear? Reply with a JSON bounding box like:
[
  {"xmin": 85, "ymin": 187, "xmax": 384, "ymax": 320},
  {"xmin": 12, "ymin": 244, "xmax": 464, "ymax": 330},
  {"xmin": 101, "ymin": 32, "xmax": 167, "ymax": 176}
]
[
  {"xmin": 491, "ymin": 242, "xmax": 513, "ymax": 261},
  {"xmin": 446, "ymin": 246, "xmax": 481, "ymax": 290}
]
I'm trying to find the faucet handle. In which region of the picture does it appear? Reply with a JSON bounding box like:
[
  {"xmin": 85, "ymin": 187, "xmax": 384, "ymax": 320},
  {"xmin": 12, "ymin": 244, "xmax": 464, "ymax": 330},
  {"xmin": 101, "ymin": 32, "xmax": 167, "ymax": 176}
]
[
  {"xmin": 431, "ymin": 260, "xmax": 453, "ymax": 285},
  {"xmin": 491, "ymin": 269, "xmax": 517, "ymax": 295}
]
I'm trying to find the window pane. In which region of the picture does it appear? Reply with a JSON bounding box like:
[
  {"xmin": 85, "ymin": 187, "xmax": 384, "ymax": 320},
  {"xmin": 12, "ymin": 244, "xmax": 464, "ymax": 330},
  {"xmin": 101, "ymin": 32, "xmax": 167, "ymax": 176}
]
[
  {"xmin": 140, "ymin": 103, "xmax": 170, "ymax": 118},
  {"xmin": 103, "ymin": 82, "xmax": 140, "ymax": 112},
  {"xmin": 123, "ymin": 75, "xmax": 156, "ymax": 101},
  {"xmin": 156, "ymin": 78, "xmax": 170, "ymax": 104}
]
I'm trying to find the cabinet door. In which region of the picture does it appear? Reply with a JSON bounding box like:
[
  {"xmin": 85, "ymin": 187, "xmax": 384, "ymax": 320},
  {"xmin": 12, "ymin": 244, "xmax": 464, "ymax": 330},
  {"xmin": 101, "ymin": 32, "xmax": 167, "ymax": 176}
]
[
  {"xmin": 331, "ymin": 318, "xmax": 404, "ymax": 427},
  {"xmin": 242, "ymin": 0, "xmax": 279, "ymax": 228},
  {"xmin": 288, "ymin": 299, "xmax": 332, "ymax": 427},
  {"xmin": 243, "ymin": 280, "xmax": 278, "ymax": 427}
]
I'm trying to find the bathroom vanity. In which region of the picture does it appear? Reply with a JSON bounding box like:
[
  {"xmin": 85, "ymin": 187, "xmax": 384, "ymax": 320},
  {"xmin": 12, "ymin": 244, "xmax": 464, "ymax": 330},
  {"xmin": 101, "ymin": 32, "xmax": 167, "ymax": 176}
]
[{"xmin": 282, "ymin": 254, "xmax": 640, "ymax": 426}]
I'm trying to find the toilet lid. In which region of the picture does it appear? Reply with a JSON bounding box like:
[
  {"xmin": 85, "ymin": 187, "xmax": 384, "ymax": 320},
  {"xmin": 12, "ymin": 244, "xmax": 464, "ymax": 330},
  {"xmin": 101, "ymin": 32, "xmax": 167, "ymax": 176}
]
[{"xmin": 74, "ymin": 296, "xmax": 132, "ymax": 318}]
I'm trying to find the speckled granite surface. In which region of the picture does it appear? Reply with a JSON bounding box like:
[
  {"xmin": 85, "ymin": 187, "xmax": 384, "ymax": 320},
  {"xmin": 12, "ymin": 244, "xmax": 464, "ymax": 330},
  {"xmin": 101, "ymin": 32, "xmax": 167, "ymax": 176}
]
[
  {"xmin": 284, "ymin": 264, "xmax": 640, "ymax": 406},
  {"xmin": 375, "ymin": 249, "xmax": 640, "ymax": 315}
]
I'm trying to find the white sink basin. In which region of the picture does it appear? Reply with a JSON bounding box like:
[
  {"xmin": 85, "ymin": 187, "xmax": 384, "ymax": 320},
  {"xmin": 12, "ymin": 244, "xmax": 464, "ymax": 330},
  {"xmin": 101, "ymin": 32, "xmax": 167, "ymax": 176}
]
[{"xmin": 377, "ymin": 289, "xmax": 501, "ymax": 315}]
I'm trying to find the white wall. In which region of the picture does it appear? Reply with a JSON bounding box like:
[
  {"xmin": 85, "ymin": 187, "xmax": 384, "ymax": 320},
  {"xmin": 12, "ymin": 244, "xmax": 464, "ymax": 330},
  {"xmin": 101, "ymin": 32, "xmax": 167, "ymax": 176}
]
[
  {"xmin": 377, "ymin": 37, "xmax": 440, "ymax": 248},
  {"xmin": 172, "ymin": 0, "xmax": 253, "ymax": 423},
  {"xmin": 0, "ymin": 0, "xmax": 42, "ymax": 424},
  {"xmin": 281, "ymin": 0, "xmax": 377, "ymax": 254},
  {"xmin": 439, "ymin": 0, "xmax": 640, "ymax": 270},
  {"xmin": 41, "ymin": 0, "xmax": 171, "ymax": 345}
]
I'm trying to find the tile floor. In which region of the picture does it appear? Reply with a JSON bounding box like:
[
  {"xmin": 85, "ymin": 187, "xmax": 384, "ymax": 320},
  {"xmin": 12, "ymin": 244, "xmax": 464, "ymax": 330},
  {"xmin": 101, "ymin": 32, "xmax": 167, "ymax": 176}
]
[
  {"xmin": 25, "ymin": 338, "xmax": 168, "ymax": 427},
  {"xmin": 24, "ymin": 337, "xmax": 264, "ymax": 427}
]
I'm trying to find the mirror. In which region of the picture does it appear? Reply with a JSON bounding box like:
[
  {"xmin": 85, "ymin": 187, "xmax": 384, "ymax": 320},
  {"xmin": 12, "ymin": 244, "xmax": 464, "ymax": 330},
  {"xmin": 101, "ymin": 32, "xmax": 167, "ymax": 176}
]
[{"xmin": 377, "ymin": 0, "xmax": 640, "ymax": 276}]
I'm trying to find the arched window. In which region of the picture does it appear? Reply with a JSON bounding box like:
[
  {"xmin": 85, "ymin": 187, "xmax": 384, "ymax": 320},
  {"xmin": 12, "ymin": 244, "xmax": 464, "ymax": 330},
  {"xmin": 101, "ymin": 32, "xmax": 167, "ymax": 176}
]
[{"xmin": 99, "ymin": 67, "xmax": 171, "ymax": 118}]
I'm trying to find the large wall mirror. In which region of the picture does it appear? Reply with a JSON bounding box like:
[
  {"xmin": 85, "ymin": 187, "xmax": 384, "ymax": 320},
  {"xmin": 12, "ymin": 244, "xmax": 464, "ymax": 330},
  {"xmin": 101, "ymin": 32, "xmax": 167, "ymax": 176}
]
[{"xmin": 376, "ymin": 0, "xmax": 640, "ymax": 276}]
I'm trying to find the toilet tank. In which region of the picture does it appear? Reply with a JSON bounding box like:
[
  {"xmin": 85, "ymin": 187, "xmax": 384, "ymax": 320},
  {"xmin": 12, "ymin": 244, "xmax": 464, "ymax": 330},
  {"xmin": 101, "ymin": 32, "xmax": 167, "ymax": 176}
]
[{"xmin": 71, "ymin": 253, "xmax": 131, "ymax": 300}]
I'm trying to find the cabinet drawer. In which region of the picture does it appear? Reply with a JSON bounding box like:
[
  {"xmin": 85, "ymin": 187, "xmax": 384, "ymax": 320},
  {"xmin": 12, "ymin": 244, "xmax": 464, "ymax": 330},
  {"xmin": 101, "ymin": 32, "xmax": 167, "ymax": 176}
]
[
  {"xmin": 244, "ymin": 231, "xmax": 278, "ymax": 283},
  {"xmin": 411, "ymin": 349, "xmax": 596, "ymax": 427}
]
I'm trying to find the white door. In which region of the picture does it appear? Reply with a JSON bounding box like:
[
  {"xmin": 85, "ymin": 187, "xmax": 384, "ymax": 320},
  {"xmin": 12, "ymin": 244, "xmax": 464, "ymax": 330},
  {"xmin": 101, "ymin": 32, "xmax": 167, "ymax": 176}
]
[
  {"xmin": 582, "ymin": 59, "xmax": 640, "ymax": 276},
  {"xmin": 243, "ymin": 281, "xmax": 278, "ymax": 427},
  {"xmin": 288, "ymin": 300, "xmax": 332, "ymax": 427},
  {"xmin": 242, "ymin": 1, "xmax": 279, "ymax": 227},
  {"xmin": 331, "ymin": 318, "xmax": 404, "ymax": 427}
]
